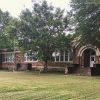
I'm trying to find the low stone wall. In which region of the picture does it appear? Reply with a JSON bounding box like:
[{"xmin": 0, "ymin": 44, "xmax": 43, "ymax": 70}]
[
  {"xmin": 31, "ymin": 61, "xmax": 73, "ymax": 69},
  {"xmin": 2, "ymin": 62, "xmax": 15, "ymax": 70},
  {"xmin": 1, "ymin": 61, "xmax": 73, "ymax": 75},
  {"xmin": 48, "ymin": 61, "xmax": 71, "ymax": 67},
  {"xmin": 68, "ymin": 66, "xmax": 91, "ymax": 76}
]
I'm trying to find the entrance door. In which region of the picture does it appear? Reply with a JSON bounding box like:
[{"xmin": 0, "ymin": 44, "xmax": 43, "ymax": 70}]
[{"xmin": 90, "ymin": 55, "xmax": 95, "ymax": 67}]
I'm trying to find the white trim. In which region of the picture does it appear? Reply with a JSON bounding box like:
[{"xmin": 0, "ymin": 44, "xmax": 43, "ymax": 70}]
[
  {"xmin": 59, "ymin": 53, "xmax": 61, "ymax": 61},
  {"xmin": 24, "ymin": 60, "xmax": 38, "ymax": 63},
  {"xmin": 68, "ymin": 51, "xmax": 70, "ymax": 61},
  {"xmin": 64, "ymin": 51, "xmax": 65, "ymax": 61},
  {"xmin": 90, "ymin": 55, "xmax": 95, "ymax": 67}
]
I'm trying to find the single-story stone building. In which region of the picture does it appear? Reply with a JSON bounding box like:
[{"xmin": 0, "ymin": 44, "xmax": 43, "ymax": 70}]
[{"xmin": 0, "ymin": 37, "xmax": 100, "ymax": 76}]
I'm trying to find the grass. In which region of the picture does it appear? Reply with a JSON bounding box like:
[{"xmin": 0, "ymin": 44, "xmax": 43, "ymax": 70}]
[{"xmin": 0, "ymin": 71, "xmax": 100, "ymax": 100}]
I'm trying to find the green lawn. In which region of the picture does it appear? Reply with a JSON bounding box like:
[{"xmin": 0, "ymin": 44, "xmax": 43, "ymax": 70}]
[{"xmin": 0, "ymin": 71, "xmax": 100, "ymax": 100}]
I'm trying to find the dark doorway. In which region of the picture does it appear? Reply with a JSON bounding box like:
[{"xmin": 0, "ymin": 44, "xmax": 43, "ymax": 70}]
[
  {"xmin": 91, "ymin": 64, "xmax": 100, "ymax": 76},
  {"xmin": 27, "ymin": 63, "xmax": 32, "ymax": 71},
  {"xmin": 83, "ymin": 49, "xmax": 95, "ymax": 67},
  {"xmin": 17, "ymin": 63, "xmax": 21, "ymax": 71}
]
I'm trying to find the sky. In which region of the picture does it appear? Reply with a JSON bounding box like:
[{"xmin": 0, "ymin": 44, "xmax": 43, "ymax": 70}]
[{"xmin": 0, "ymin": 0, "xmax": 71, "ymax": 17}]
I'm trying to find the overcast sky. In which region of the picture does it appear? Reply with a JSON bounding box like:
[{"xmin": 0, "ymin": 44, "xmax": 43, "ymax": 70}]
[{"xmin": 0, "ymin": 0, "xmax": 71, "ymax": 17}]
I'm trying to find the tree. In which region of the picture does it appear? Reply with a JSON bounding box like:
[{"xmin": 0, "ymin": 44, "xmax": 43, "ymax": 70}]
[
  {"xmin": 70, "ymin": 0, "xmax": 100, "ymax": 47},
  {"xmin": 17, "ymin": 0, "xmax": 70, "ymax": 72},
  {"xmin": 0, "ymin": 9, "xmax": 12, "ymax": 49},
  {"xmin": 0, "ymin": 9, "xmax": 17, "ymax": 50},
  {"xmin": 4, "ymin": 17, "xmax": 19, "ymax": 50}
]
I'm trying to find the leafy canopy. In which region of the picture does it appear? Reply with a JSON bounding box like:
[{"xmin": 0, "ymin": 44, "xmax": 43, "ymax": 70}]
[
  {"xmin": 0, "ymin": 9, "xmax": 14, "ymax": 49},
  {"xmin": 17, "ymin": 0, "xmax": 70, "ymax": 62},
  {"xmin": 70, "ymin": 0, "xmax": 100, "ymax": 47}
]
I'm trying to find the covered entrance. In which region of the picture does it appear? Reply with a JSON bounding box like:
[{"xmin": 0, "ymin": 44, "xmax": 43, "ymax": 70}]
[
  {"xmin": 74, "ymin": 45, "xmax": 100, "ymax": 75},
  {"xmin": 83, "ymin": 49, "xmax": 95, "ymax": 67},
  {"xmin": 81, "ymin": 48, "xmax": 99, "ymax": 76}
]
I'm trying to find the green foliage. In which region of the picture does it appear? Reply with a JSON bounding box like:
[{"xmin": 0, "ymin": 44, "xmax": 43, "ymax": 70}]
[
  {"xmin": 17, "ymin": 1, "xmax": 70, "ymax": 65},
  {"xmin": 70, "ymin": 0, "xmax": 100, "ymax": 47},
  {"xmin": 0, "ymin": 9, "xmax": 17, "ymax": 50},
  {"xmin": 0, "ymin": 9, "xmax": 10, "ymax": 32},
  {"xmin": 0, "ymin": 9, "xmax": 12, "ymax": 49},
  {"xmin": 4, "ymin": 18, "xmax": 20, "ymax": 50}
]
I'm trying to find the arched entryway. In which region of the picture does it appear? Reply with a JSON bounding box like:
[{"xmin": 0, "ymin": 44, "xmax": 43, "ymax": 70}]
[
  {"xmin": 76, "ymin": 45, "xmax": 100, "ymax": 75},
  {"xmin": 83, "ymin": 49, "xmax": 96, "ymax": 67}
]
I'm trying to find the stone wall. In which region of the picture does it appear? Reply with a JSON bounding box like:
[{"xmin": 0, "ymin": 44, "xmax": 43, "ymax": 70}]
[
  {"xmin": 68, "ymin": 66, "xmax": 91, "ymax": 76},
  {"xmin": 2, "ymin": 62, "xmax": 15, "ymax": 70}
]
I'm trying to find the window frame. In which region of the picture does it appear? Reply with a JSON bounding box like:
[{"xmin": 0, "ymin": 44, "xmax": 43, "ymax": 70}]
[
  {"xmin": 3, "ymin": 52, "xmax": 15, "ymax": 63},
  {"xmin": 53, "ymin": 50, "xmax": 72, "ymax": 62},
  {"xmin": 24, "ymin": 51, "xmax": 38, "ymax": 62}
]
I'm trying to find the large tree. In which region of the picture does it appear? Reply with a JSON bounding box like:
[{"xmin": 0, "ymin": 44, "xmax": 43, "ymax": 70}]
[
  {"xmin": 70, "ymin": 0, "xmax": 100, "ymax": 47},
  {"xmin": 17, "ymin": 0, "xmax": 70, "ymax": 72},
  {"xmin": 0, "ymin": 9, "xmax": 13, "ymax": 49},
  {"xmin": 0, "ymin": 10, "xmax": 9, "ymax": 49}
]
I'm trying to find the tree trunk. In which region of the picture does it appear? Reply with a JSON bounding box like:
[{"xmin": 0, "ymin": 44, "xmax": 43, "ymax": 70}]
[{"xmin": 43, "ymin": 60, "xmax": 48, "ymax": 72}]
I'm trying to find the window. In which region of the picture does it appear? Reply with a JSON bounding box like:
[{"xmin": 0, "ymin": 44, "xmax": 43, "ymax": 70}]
[
  {"xmin": 53, "ymin": 50, "xmax": 73, "ymax": 62},
  {"xmin": 65, "ymin": 51, "xmax": 68, "ymax": 61},
  {"xmin": 3, "ymin": 53, "xmax": 14, "ymax": 62},
  {"xmin": 60, "ymin": 51, "xmax": 64, "ymax": 61},
  {"xmin": 91, "ymin": 57, "xmax": 94, "ymax": 61},
  {"xmin": 24, "ymin": 51, "xmax": 38, "ymax": 62}
]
